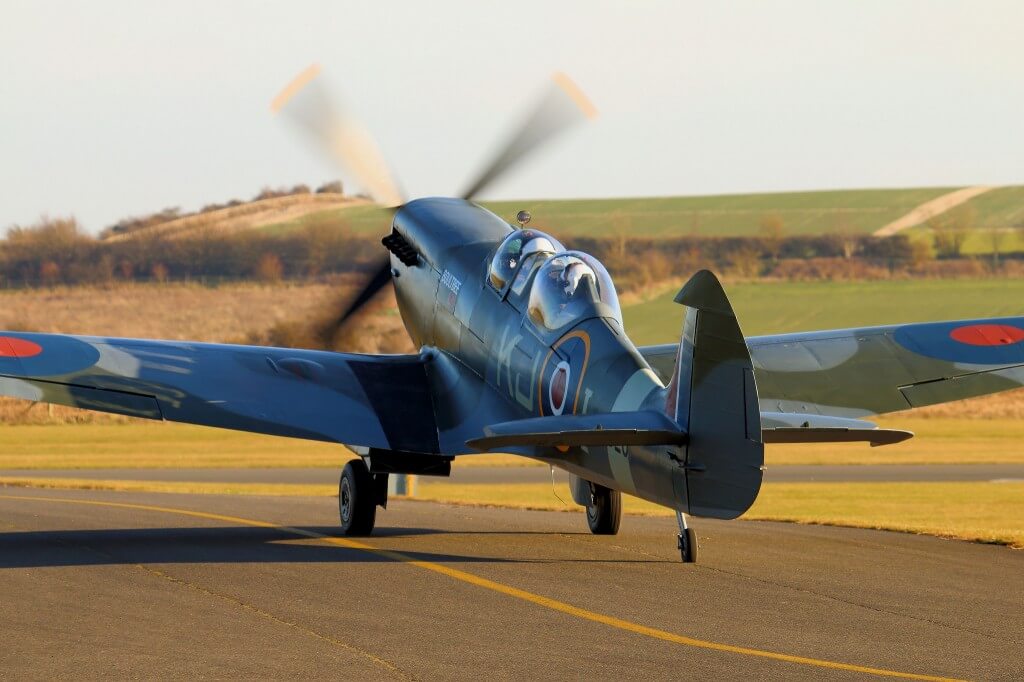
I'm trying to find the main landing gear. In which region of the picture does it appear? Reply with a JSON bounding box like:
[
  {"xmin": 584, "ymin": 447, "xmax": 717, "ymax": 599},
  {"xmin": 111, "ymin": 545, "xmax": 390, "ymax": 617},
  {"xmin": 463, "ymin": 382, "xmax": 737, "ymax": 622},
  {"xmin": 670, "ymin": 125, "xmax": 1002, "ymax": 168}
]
[
  {"xmin": 338, "ymin": 459, "xmax": 388, "ymax": 536},
  {"xmin": 586, "ymin": 482, "xmax": 621, "ymax": 535},
  {"xmin": 338, "ymin": 450, "xmax": 453, "ymax": 536},
  {"xmin": 676, "ymin": 510, "xmax": 698, "ymax": 563}
]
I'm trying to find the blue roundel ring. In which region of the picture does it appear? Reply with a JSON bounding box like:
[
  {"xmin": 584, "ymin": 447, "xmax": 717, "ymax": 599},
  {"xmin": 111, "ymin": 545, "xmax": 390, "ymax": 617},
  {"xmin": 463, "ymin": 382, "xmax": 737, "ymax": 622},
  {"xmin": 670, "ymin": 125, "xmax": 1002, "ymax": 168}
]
[
  {"xmin": 893, "ymin": 319, "xmax": 1024, "ymax": 366},
  {"xmin": 0, "ymin": 333, "xmax": 101, "ymax": 377}
]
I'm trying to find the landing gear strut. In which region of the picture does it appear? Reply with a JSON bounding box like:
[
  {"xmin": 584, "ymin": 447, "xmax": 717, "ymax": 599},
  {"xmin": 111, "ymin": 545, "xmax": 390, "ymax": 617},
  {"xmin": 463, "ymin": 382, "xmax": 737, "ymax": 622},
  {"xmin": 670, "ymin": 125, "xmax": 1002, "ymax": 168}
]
[
  {"xmin": 338, "ymin": 459, "xmax": 387, "ymax": 536},
  {"xmin": 676, "ymin": 510, "xmax": 697, "ymax": 563},
  {"xmin": 586, "ymin": 483, "xmax": 621, "ymax": 535}
]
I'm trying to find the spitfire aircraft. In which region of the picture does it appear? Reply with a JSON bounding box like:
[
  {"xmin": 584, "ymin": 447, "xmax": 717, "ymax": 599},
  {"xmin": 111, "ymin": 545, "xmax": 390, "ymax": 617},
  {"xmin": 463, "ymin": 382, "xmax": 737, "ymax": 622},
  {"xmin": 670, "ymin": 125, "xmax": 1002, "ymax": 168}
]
[{"xmin": 1, "ymin": 67, "xmax": 1022, "ymax": 562}]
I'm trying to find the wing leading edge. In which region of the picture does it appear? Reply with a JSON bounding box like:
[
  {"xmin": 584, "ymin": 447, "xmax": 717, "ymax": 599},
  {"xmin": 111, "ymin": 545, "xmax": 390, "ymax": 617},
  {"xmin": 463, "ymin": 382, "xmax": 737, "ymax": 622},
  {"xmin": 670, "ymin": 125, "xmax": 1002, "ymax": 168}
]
[{"xmin": 0, "ymin": 332, "xmax": 442, "ymax": 453}]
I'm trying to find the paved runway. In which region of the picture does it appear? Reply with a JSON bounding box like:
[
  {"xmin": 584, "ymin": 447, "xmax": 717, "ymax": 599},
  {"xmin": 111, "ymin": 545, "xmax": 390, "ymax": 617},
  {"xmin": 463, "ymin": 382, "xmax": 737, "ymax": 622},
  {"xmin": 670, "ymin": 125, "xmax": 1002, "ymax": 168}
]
[
  {"xmin": 3, "ymin": 462, "xmax": 1023, "ymax": 485},
  {"xmin": 0, "ymin": 488, "xmax": 1020, "ymax": 679}
]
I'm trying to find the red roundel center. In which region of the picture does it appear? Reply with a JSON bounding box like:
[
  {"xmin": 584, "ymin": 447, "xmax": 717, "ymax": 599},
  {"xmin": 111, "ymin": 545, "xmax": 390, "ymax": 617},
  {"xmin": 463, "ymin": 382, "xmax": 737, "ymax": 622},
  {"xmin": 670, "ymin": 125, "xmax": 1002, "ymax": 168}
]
[
  {"xmin": 949, "ymin": 324, "xmax": 1024, "ymax": 347},
  {"xmin": 0, "ymin": 336, "xmax": 43, "ymax": 358},
  {"xmin": 551, "ymin": 366, "xmax": 568, "ymax": 411}
]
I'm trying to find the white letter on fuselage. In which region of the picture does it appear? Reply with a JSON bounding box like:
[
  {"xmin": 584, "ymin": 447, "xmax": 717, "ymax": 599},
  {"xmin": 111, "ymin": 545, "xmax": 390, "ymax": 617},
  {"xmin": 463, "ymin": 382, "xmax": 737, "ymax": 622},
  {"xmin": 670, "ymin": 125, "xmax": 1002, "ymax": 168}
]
[
  {"xmin": 495, "ymin": 325, "xmax": 520, "ymax": 397},
  {"xmin": 514, "ymin": 353, "xmax": 540, "ymax": 410}
]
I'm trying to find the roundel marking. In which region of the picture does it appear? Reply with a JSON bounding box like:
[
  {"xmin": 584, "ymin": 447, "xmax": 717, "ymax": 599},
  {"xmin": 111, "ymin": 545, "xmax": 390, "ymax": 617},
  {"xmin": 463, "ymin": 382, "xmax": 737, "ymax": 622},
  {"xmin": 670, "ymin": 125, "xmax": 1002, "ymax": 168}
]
[
  {"xmin": 0, "ymin": 336, "xmax": 43, "ymax": 358},
  {"xmin": 893, "ymin": 319, "xmax": 1024, "ymax": 365},
  {"xmin": 0, "ymin": 333, "xmax": 101, "ymax": 377},
  {"xmin": 537, "ymin": 329, "xmax": 592, "ymax": 416},
  {"xmin": 549, "ymin": 361, "xmax": 570, "ymax": 416},
  {"xmin": 950, "ymin": 324, "xmax": 1024, "ymax": 347}
]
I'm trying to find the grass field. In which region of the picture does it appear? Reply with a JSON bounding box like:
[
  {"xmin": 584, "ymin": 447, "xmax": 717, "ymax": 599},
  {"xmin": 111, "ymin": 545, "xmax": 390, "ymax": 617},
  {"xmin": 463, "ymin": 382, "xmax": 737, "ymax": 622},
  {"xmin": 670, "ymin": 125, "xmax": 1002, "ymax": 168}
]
[
  {"xmin": 3, "ymin": 278, "xmax": 1020, "ymax": 352},
  {"xmin": 261, "ymin": 188, "xmax": 965, "ymax": 238},
  {"xmin": 411, "ymin": 480, "xmax": 1024, "ymax": 548},
  {"xmin": 0, "ymin": 416, "xmax": 1019, "ymax": 470},
  {"xmin": 0, "ymin": 424, "xmax": 347, "ymax": 468},
  {"xmin": 622, "ymin": 278, "xmax": 1024, "ymax": 344},
  {"xmin": 2, "ymin": 265, "xmax": 1020, "ymax": 360},
  {"xmin": 2, "ymin": 475, "xmax": 1018, "ymax": 548},
  {"xmin": 0, "ymin": 424, "xmax": 536, "ymax": 469}
]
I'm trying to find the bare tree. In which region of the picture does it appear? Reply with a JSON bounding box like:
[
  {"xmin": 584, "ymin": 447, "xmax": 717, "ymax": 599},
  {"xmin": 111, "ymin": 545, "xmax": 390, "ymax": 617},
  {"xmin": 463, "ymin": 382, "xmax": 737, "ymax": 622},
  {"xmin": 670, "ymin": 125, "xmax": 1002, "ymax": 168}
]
[
  {"xmin": 930, "ymin": 205, "xmax": 975, "ymax": 258},
  {"xmin": 834, "ymin": 210, "xmax": 859, "ymax": 259},
  {"xmin": 759, "ymin": 212, "xmax": 785, "ymax": 264},
  {"xmin": 988, "ymin": 227, "xmax": 1007, "ymax": 271}
]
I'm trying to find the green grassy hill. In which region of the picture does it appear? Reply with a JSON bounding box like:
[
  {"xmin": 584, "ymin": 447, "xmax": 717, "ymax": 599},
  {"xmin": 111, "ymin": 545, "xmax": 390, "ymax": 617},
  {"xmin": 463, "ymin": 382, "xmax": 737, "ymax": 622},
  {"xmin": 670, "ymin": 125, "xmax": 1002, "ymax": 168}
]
[
  {"xmin": 483, "ymin": 189, "xmax": 959, "ymax": 237},
  {"xmin": 622, "ymin": 278, "xmax": 1024, "ymax": 345},
  {"xmin": 956, "ymin": 186, "xmax": 1024, "ymax": 230},
  {"xmin": 261, "ymin": 187, "xmax": 965, "ymax": 238},
  {"xmin": 898, "ymin": 186, "xmax": 1024, "ymax": 255}
]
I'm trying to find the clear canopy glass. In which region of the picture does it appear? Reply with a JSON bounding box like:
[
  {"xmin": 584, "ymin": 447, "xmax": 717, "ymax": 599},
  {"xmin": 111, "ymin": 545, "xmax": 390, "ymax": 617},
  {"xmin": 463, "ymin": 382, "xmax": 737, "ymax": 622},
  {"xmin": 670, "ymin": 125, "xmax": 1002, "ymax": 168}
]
[
  {"xmin": 488, "ymin": 229, "xmax": 562, "ymax": 291},
  {"xmin": 526, "ymin": 251, "xmax": 622, "ymax": 330}
]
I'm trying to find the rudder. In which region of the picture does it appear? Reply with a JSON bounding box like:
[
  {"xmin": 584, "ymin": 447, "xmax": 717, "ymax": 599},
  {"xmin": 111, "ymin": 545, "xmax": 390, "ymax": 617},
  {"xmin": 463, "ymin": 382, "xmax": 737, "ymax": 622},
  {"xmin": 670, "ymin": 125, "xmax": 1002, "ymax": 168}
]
[{"xmin": 665, "ymin": 270, "xmax": 763, "ymax": 519}]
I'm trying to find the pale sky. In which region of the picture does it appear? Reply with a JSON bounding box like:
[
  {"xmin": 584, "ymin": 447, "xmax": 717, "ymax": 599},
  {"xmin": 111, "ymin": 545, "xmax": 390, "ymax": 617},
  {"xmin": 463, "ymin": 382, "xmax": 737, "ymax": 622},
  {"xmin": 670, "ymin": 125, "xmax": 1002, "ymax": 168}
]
[{"xmin": 2, "ymin": 1, "xmax": 1023, "ymax": 233}]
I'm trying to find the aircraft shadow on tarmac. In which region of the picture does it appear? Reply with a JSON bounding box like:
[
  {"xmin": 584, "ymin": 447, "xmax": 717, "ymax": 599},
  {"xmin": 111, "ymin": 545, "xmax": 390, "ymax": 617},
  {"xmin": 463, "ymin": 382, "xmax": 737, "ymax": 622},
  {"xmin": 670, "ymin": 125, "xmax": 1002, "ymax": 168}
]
[{"xmin": 0, "ymin": 526, "xmax": 672, "ymax": 568}]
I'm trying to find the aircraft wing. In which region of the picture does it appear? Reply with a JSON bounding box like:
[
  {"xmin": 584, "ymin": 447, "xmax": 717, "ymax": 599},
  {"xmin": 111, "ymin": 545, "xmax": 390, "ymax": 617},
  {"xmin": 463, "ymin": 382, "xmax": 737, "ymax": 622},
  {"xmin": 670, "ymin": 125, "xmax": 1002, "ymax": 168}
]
[
  {"xmin": 0, "ymin": 331, "xmax": 445, "ymax": 453},
  {"xmin": 639, "ymin": 316, "xmax": 1024, "ymax": 420}
]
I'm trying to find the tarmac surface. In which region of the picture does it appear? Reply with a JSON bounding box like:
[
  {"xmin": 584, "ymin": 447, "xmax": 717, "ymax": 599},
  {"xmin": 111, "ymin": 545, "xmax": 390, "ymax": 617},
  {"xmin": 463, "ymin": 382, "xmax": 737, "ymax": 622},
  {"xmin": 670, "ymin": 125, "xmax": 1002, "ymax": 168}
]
[
  {"xmin": 3, "ymin": 462, "xmax": 1023, "ymax": 485},
  {"xmin": 0, "ymin": 487, "xmax": 1021, "ymax": 679}
]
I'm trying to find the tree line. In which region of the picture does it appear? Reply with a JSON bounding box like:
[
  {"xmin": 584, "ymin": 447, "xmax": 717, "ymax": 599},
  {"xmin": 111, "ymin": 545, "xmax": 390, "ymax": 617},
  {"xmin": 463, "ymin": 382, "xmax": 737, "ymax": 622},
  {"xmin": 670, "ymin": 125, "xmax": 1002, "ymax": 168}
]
[
  {"xmin": 2, "ymin": 214, "xmax": 1020, "ymax": 290},
  {"xmin": 1, "ymin": 217, "xmax": 380, "ymax": 287}
]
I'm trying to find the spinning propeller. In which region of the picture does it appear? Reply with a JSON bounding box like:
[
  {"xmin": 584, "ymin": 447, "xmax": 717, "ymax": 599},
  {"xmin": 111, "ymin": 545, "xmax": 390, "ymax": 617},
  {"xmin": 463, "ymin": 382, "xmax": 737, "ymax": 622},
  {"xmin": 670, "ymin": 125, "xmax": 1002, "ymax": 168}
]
[{"xmin": 272, "ymin": 65, "xmax": 596, "ymax": 348}]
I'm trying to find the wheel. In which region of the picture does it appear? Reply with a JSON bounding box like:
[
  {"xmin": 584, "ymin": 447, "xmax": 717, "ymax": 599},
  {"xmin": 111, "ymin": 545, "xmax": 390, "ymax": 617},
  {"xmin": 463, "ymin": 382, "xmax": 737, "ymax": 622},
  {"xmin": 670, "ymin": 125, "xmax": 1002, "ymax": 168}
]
[
  {"xmin": 678, "ymin": 527, "xmax": 698, "ymax": 563},
  {"xmin": 586, "ymin": 484, "xmax": 621, "ymax": 535},
  {"xmin": 339, "ymin": 459, "xmax": 377, "ymax": 536}
]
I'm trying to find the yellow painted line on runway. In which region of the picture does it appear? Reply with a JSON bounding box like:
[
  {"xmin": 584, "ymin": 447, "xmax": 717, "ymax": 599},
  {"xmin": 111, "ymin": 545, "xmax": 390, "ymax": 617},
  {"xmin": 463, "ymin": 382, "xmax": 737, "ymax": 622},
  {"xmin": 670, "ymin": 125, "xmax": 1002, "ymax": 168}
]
[{"xmin": 0, "ymin": 493, "xmax": 961, "ymax": 681}]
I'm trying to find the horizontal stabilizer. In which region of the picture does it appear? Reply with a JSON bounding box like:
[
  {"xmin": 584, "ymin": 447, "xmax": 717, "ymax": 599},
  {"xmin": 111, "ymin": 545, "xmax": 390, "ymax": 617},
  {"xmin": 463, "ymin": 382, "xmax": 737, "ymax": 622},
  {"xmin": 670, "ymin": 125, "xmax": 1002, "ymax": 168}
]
[
  {"xmin": 466, "ymin": 410, "xmax": 687, "ymax": 452},
  {"xmin": 760, "ymin": 412, "xmax": 913, "ymax": 447}
]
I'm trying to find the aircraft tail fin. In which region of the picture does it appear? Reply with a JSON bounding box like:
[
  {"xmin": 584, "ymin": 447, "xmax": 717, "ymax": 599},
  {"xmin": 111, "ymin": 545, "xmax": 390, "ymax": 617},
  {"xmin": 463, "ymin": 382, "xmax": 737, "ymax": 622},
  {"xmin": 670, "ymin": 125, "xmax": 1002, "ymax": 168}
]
[{"xmin": 665, "ymin": 270, "xmax": 764, "ymax": 519}]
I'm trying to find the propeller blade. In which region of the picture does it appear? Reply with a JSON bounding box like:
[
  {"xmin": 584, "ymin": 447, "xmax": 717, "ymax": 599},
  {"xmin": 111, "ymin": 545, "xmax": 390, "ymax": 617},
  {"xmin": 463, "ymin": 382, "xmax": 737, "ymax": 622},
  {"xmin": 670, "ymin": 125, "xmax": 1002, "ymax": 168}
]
[
  {"xmin": 316, "ymin": 257, "xmax": 393, "ymax": 348},
  {"xmin": 460, "ymin": 72, "xmax": 596, "ymax": 202},
  {"xmin": 272, "ymin": 64, "xmax": 406, "ymax": 208}
]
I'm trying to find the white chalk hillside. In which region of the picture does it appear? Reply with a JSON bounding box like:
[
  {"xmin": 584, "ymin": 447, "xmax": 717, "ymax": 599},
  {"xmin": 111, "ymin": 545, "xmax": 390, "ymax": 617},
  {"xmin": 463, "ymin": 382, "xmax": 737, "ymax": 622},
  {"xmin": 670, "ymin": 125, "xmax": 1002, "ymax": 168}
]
[{"xmin": 873, "ymin": 186, "xmax": 999, "ymax": 236}]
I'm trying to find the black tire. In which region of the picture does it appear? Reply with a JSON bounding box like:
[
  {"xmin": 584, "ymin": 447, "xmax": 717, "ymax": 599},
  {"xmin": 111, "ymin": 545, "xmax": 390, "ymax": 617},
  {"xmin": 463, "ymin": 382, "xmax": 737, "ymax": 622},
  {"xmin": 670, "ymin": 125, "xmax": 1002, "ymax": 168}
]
[
  {"xmin": 586, "ymin": 484, "xmax": 621, "ymax": 535},
  {"xmin": 339, "ymin": 459, "xmax": 377, "ymax": 536},
  {"xmin": 679, "ymin": 527, "xmax": 698, "ymax": 563}
]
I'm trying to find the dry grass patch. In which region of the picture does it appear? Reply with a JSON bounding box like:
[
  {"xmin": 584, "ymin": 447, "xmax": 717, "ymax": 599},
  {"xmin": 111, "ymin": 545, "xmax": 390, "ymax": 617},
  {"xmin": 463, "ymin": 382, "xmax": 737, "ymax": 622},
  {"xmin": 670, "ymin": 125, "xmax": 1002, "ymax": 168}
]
[
  {"xmin": 414, "ymin": 480, "xmax": 1024, "ymax": 548},
  {"xmin": 0, "ymin": 281, "xmax": 335, "ymax": 343},
  {"xmin": 2, "ymin": 475, "xmax": 1020, "ymax": 548},
  {"xmin": 104, "ymin": 194, "xmax": 363, "ymax": 242},
  {"xmin": 747, "ymin": 481, "xmax": 1024, "ymax": 548},
  {"xmin": 0, "ymin": 477, "xmax": 333, "ymax": 497},
  {"xmin": 0, "ymin": 424, "xmax": 349, "ymax": 468},
  {"xmin": 902, "ymin": 387, "xmax": 1024, "ymax": 419},
  {"xmin": 0, "ymin": 418, "xmax": 1019, "ymax": 469},
  {"xmin": 0, "ymin": 423, "xmax": 543, "ymax": 469}
]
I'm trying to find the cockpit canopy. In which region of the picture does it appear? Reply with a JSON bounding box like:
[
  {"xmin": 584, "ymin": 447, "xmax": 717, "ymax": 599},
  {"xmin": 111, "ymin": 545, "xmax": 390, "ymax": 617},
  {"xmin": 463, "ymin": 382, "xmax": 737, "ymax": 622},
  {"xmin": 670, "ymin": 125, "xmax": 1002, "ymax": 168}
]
[
  {"xmin": 488, "ymin": 229, "xmax": 563, "ymax": 291},
  {"xmin": 527, "ymin": 251, "xmax": 622, "ymax": 331}
]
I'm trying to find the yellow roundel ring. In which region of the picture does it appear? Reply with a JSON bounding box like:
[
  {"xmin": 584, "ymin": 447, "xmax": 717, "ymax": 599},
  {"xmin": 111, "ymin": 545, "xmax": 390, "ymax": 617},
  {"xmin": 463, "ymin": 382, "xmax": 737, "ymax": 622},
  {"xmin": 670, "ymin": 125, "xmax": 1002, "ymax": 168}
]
[{"xmin": 537, "ymin": 329, "xmax": 590, "ymax": 416}]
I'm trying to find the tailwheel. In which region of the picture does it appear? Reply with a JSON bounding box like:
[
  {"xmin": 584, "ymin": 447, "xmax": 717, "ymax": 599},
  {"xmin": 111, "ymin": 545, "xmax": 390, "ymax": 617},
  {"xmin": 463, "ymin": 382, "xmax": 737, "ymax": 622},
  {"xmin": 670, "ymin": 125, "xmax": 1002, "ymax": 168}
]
[
  {"xmin": 339, "ymin": 459, "xmax": 377, "ymax": 536},
  {"xmin": 586, "ymin": 483, "xmax": 621, "ymax": 535},
  {"xmin": 676, "ymin": 511, "xmax": 698, "ymax": 563}
]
